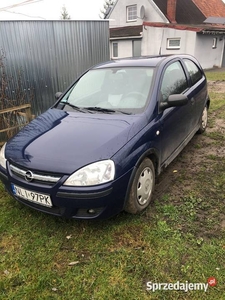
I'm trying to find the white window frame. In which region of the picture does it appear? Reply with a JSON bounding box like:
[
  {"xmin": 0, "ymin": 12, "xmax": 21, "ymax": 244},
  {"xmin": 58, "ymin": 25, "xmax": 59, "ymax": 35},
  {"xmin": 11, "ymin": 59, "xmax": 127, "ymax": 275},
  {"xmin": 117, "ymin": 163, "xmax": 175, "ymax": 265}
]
[
  {"xmin": 112, "ymin": 42, "xmax": 118, "ymax": 58},
  {"xmin": 126, "ymin": 5, "xmax": 137, "ymax": 22},
  {"xmin": 167, "ymin": 38, "xmax": 181, "ymax": 50}
]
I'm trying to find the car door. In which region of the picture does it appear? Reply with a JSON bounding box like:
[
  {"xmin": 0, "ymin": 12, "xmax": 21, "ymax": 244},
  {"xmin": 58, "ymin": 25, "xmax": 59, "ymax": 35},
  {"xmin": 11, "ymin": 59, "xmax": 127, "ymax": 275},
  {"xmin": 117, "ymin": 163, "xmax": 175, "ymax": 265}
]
[
  {"xmin": 183, "ymin": 58, "xmax": 208, "ymax": 128},
  {"xmin": 158, "ymin": 60, "xmax": 195, "ymax": 166}
]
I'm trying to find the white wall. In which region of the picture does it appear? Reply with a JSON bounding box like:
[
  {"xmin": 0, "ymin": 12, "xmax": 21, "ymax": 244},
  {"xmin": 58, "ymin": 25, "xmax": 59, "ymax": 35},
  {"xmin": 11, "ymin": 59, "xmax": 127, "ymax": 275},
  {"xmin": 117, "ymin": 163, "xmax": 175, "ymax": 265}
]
[
  {"xmin": 194, "ymin": 34, "xmax": 224, "ymax": 69},
  {"xmin": 109, "ymin": 0, "xmax": 168, "ymax": 28},
  {"xmin": 142, "ymin": 27, "xmax": 224, "ymax": 68},
  {"xmin": 110, "ymin": 39, "xmax": 133, "ymax": 58},
  {"xmin": 141, "ymin": 27, "xmax": 164, "ymax": 55},
  {"xmin": 141, "ymin": 27, "xmax": 196, "ymax": 56}
]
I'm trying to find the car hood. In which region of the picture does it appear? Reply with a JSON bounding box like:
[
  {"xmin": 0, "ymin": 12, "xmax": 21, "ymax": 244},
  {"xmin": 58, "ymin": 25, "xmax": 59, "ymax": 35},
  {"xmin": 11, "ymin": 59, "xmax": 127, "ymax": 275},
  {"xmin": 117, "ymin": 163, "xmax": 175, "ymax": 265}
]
[{"xmin": 6, "ymin": 108, "xmax": 147, "ymax": 174}]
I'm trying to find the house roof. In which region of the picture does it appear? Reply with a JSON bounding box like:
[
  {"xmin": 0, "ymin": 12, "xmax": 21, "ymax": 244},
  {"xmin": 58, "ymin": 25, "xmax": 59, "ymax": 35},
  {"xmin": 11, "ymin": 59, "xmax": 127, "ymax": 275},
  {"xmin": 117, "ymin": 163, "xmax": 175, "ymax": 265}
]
[
  {"xmin": 192, "ymin": 0, "xmax": 225, "ymax": 18},
  {"xmin": 110, "ymin": 22, "xmax": 225, "ymax": 40},
  {"xmin": 153, "ymin": 0, "xmax": 205, "ymax": 24},
  {"xmin": 110, "ymin": 25, "xmax": 143, "ymax": 39},
  {"xmin": 109, "ymin": 0, "xmax": 225, "ymax": 39},
  {"xmin": 143, "ymin": 21, "xmax": 225, "ymax": 34},
  {"xmin": 153, "ymin": 0, "xmax": 225, "ymax": 24},
  {"xmin": 144, "ymin": 21, "xmax": 202, "ymax": 32}
]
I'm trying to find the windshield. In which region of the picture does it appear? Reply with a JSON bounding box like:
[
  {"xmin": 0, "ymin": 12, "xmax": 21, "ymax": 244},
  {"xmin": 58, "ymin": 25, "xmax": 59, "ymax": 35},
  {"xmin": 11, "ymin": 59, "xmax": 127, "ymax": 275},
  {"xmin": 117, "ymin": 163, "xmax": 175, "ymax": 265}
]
[{"xmin": 57, "ymin": 67, "xmax": 154, "ymax": 114}]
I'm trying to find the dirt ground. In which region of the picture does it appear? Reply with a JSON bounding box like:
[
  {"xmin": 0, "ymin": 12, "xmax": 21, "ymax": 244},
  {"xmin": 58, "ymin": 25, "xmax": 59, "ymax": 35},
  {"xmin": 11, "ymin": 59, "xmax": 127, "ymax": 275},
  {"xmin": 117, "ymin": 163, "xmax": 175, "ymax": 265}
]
[
  {"xmin": 154, "ymin": 80, "xmax": 225, "ymax": 189},
  {"xmin": 208, "ymin": 80, "xmax": 225, "ymax": 94},
  {"xmin": 151, "ymin": 80, "xmax": 225, "ymax": 236}
]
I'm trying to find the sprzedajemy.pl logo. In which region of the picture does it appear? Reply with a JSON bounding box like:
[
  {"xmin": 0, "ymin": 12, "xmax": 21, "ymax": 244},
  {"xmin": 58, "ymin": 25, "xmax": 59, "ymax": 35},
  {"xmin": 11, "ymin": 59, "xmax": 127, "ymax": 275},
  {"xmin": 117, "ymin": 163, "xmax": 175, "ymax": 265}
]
[{"xmin": 146, "ymin": 277, "xmax": 217, "ymax": 293}]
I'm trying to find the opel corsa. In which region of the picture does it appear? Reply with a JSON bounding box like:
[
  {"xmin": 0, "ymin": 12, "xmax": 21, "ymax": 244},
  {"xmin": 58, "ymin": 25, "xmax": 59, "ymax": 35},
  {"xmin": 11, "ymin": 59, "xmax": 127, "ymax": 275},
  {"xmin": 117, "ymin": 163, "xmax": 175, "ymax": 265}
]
[{"xmin": 0, "ymin": 55, "xmax": 209, "ymax": 219}]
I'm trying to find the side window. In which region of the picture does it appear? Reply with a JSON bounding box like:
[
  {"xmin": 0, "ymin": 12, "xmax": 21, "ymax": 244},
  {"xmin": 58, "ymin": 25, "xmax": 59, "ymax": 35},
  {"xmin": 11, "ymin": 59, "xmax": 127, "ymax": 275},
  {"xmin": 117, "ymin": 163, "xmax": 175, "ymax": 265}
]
[
  {"xmin": 160, "ymin": 61, "xmax": 188, "ymax": 102},
  {"xmin": 184, "ymin": 59, "xmax": 203, "ymax": 86}
]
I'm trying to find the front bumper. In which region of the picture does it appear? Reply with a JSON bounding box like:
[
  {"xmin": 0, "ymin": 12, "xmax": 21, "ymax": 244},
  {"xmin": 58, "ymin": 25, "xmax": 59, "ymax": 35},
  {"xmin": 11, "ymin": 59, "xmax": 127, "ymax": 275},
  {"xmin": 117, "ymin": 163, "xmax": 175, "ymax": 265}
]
[{"xmin": 0, "ymin": 163, "xmax": 132, "ymax": 219}]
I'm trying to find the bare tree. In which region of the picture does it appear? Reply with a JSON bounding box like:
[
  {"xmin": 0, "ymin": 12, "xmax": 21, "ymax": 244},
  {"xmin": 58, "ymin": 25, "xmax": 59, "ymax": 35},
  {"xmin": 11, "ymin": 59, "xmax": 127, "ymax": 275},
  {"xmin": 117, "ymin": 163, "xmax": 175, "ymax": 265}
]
[
  {"xmin": 60, "ymin": 5, "xmax": 71, "ymax": 20},
  {"xmin": 100, "ymin": 0, "xmax": 115, "ymax": 19}
]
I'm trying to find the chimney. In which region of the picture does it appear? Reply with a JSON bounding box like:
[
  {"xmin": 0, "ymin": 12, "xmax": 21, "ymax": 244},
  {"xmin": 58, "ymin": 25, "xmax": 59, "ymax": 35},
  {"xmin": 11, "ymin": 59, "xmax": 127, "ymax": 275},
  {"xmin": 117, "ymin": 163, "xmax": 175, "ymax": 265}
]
[{"xmin": 167, "ymin": 0, "xmax": 177, "ymax": 23}]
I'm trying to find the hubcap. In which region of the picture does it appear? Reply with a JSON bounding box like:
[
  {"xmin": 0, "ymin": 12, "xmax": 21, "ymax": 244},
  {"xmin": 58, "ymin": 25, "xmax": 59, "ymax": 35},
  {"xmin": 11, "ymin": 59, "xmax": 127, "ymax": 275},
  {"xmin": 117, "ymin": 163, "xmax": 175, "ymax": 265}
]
[
  {"xmin": 137, "ymin": 167, "xmax": 153, "ymax": 205},
  {"xmin": 201, "ymin": 107, "xmax": 207, "ymax": 129}
]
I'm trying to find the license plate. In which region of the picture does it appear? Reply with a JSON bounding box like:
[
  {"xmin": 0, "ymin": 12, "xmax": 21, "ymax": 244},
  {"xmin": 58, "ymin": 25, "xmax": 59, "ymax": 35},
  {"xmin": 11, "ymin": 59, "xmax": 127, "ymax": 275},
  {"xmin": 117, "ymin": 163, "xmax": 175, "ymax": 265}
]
[{"xmin": 11, "ymin": 184, "xmax": 52, "ymax": 208}]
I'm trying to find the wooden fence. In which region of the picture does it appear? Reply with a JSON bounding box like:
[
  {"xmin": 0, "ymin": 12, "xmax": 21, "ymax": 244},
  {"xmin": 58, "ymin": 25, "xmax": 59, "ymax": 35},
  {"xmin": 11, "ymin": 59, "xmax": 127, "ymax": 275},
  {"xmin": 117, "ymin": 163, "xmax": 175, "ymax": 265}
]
[{"xmin": 0, "ymin": 104, "xmax": 33, "ymax": 146}]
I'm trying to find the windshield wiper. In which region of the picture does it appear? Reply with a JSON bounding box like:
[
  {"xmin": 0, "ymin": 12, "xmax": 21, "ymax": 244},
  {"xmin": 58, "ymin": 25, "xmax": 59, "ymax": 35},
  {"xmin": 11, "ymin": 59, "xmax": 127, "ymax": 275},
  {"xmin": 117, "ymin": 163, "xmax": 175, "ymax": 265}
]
[
  {"xmin": 85, "ymin": 106, "xmax": 116, "ymax": 113},
  {"xmin": 86, "ymin": 107, "xmax": 133, "ymax": 115},
  {"xmin": 60, "ymin": 103, "xmax": 132, "ymax": 115},
  {"xmin": 60, "ymin": 101, "xmax": 88, "ymax": 113},
  {"xmin": 115, "ymin": 110, "xmax": 132, "ymax": 115}
]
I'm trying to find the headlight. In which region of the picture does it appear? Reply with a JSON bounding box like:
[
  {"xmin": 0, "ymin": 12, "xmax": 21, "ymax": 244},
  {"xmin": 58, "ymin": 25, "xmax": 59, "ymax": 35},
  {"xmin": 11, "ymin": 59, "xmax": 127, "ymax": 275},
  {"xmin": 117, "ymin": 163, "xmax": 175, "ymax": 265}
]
[
  {"xmin": 64, "ymin": 160, "xmax": 115, "ymax": 186},
  {"xmin": 0, "ymin": 143, "xmax": 7, "ymax": 169}
]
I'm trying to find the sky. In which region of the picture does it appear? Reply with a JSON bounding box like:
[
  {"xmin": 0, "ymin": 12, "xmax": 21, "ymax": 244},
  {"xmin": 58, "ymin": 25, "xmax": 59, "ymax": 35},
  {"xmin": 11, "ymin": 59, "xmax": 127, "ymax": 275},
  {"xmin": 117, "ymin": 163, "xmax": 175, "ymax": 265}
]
[{"xmin": 0, "ymin": 0, "xmax": 106, "ymax": 20}]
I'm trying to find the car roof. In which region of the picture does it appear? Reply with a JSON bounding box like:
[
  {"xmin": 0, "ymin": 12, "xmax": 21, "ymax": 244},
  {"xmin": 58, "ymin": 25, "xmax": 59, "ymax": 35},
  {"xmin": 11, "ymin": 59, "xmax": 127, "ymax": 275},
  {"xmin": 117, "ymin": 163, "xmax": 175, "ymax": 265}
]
[{"xmin": 93, "ymin": 54, "xmax": 197, "ymax": 69}]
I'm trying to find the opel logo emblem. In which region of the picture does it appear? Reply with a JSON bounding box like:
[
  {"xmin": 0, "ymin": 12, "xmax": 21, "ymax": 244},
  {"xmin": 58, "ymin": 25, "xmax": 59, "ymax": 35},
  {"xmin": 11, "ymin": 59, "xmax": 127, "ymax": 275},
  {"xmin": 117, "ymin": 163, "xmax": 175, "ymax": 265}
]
[{"xmin": 25, "ymin": 170, "xmax": 34, "ymax": 182}]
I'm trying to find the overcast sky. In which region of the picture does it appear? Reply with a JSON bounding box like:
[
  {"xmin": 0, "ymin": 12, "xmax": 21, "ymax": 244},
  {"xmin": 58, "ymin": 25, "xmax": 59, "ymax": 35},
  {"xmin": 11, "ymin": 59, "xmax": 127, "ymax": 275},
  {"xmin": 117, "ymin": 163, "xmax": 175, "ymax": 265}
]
[{"xmin": 0, "ymin": 0, "xmax": 106, "ymax": 20}]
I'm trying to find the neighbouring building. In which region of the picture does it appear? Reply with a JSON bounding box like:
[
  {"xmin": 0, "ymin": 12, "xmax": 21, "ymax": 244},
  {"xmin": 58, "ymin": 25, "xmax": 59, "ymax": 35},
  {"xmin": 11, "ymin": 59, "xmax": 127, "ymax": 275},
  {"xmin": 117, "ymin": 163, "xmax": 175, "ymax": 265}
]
[{"xmin": 107, "ymin": 0, "xmax": 225, "ymax": 69}]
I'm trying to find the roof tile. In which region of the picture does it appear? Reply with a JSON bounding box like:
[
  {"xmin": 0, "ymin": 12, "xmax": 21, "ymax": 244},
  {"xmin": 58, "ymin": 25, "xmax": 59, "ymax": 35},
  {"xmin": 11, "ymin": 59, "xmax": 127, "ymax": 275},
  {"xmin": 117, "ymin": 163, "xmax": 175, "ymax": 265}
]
[
  {"xmin": 193, "ymin": 0, "xmax": 225, "ymax": 17},
  {"xmin": 153, "ymin": 0, "xmax": 225, "ymax": 24}
]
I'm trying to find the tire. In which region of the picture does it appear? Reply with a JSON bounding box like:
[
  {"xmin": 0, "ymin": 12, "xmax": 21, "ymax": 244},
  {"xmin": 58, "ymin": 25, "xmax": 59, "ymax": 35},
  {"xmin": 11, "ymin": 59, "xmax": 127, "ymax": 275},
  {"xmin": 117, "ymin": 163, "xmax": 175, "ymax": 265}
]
[
  {"xmin": 197, "ymin": 105, "xmax": 208, "ymax": 134},
  {"xmin": 124, "ymin": 158, "xmax": 155, "ymax": 214}
]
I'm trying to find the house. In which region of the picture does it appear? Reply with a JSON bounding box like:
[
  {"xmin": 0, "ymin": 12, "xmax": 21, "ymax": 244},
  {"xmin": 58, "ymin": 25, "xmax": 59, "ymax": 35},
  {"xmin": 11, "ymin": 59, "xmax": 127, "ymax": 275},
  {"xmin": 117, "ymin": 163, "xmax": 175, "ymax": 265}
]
[{"xmin": 107, "ymin": 0, "xmax": 225, "ymax": 69}]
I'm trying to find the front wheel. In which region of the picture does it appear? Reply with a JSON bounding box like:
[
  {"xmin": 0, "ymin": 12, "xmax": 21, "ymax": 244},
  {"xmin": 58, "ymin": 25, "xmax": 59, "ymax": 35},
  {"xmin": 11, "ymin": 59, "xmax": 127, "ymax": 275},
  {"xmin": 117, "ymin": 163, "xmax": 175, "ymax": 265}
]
[
  {"xmin": 124, "ymin": 158, "xmax": 155, "ymax": 214},
  {"xmin": 197, "ymin": 105, "xmax": 208, "ymax": 134}
]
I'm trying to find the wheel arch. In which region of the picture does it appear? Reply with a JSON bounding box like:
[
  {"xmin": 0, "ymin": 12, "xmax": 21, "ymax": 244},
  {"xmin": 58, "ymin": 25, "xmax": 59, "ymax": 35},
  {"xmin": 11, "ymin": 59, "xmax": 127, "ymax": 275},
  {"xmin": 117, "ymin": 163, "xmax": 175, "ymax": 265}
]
[{"xmin": 123, "ymin": 148, "xmax": 160, "ymax": 209}]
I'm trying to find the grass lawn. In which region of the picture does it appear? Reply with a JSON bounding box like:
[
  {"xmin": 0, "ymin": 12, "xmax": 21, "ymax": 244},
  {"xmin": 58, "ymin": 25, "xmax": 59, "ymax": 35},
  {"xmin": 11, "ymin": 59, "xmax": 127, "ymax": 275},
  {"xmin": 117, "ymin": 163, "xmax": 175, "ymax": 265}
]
[{"xmin": 0, "ymin": 71, "xmax": 225, "ymax": 300}]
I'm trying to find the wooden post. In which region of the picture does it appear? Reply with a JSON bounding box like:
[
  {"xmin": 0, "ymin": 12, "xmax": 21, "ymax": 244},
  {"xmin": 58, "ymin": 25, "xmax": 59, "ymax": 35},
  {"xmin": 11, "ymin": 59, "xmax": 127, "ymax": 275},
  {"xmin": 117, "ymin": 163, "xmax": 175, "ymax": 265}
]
[{"xmin": 24, "ymin": 106, "xmax": 32, "ymax": 122}]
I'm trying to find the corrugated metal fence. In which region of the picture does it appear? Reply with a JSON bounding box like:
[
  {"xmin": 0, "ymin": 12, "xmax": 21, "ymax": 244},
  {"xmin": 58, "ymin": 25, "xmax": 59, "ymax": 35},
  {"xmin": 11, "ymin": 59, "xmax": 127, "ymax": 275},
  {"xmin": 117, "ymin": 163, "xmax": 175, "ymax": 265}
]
[{"xmin": 0, "ymin": 20, "xmax": 109, "ymax": 115}]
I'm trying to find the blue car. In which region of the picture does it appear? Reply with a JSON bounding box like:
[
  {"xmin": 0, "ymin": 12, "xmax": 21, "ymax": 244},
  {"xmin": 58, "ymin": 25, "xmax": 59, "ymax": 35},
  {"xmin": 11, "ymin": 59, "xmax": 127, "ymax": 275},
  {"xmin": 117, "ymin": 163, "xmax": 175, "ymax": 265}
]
[{"xmin": 0, "ymin": 55, "xmax": 209, "ymax": 219}]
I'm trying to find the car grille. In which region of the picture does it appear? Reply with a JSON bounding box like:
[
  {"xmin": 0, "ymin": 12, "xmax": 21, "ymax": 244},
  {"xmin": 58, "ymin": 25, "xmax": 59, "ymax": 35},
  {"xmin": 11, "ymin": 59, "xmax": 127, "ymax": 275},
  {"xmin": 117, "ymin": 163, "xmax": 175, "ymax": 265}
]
[{"xmin": 9, "ymin": 163, "xmax": 61, "ymax": 186}]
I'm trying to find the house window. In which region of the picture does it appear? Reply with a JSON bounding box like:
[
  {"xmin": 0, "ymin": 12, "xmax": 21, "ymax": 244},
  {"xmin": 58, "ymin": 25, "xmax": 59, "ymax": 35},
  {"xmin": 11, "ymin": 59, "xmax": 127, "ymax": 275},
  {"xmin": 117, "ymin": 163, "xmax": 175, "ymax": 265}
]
[
  {"xmin": 167, "ymin": 38, "xmax": 181, "ymax": 50},
  {"xmin": 212, "ymin": 38, "xmax": 217, "ymax": 49},
  {"xmin": 112, "ymin": 42, "xmax": 118, "ymax": 58},
  {"xmin": 127, "ymin": 5, "xmax": 137, "ymax": 22}
]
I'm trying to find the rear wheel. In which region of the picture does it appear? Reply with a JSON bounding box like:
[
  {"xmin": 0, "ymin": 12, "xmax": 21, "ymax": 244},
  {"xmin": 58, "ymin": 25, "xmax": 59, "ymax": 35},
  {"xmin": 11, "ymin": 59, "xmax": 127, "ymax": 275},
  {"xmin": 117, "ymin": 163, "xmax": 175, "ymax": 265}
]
[
  {"xmin": 197, "ymin": 105, "xmax": 208, "ymax": 134},
  {"xmin": 124, "ymin": 158, "xmax": 155, "ymax": 214}
]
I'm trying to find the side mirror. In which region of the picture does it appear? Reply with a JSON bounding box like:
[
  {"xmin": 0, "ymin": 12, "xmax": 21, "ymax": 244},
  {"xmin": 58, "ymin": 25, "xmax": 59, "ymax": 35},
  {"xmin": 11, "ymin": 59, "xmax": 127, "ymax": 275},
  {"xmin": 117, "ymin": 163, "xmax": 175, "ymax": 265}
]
[
  {"xmin": 160, "ymin": 94, "xmax": 188, "ymax": 110},
  {"xmin": 55, "ymin": 92, "xmax": 63, "ymax": 100}
]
